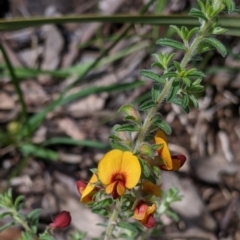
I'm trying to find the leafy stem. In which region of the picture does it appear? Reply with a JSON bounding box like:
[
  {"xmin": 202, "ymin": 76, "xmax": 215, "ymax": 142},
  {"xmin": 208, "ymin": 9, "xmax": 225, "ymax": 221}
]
[
  {"xmin": 10, "ymin": 208, "xmax": 39, "ymax": 240},
  {"xmin": 134, "ymin": 16, "xmax": 217, "ymax": 153},
  {"xmin": 104, "ymin": 199, "xmax": 121, "ymax": 240}
]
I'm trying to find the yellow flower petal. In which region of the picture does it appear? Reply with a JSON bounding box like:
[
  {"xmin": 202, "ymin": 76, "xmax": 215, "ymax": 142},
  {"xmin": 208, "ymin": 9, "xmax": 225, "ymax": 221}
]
[
  {"xmin": 154, "ymin": 130, "xmax": 172, "ymax": 169},
  {"xmin": 98, "ymin": 149, "xmax": 141, "ymax": 189},
  {"xmin": 146, "ymin": 203, "xmax": 157, "ymax": 215},
  {"xmin": 81, "ymin": 174, "xmax": 98, "ymax": 203},
  {"xmin": 105, "ymin": 182, "xmax": 116, "ymax": 194}
]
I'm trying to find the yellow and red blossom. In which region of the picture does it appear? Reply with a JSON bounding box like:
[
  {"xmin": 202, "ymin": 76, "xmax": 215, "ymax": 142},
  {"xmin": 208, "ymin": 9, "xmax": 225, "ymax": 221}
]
[
  {"xmin": 133, "ymin": 201, "xmax": 156, "ymax": 228},
  {"xmin": 154, "ymin": 130, "xmax": 186, "ymax": 171},
  {"xmin": 76, "ymin": 174, "xmax": 98, "ymax": 203},
  {"xmin": 98, "ymin": 149, "xmax": 141, "ymax": 199}
]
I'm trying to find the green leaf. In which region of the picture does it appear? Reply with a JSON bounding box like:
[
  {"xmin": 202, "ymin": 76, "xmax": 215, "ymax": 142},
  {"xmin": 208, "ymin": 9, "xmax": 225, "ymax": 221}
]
[
  {"xmin": 151, "ymin": 84, "xmax": 162, "ymax": 102},
  {"xmin": 171, "ymin": 97, "xmax": 190, "ymax": 113},
  {"xmin": 139, "ymin": 158, "xmax": 151, "ymax": 178},
  {"xmin": 186, "ymin": 69, "xmax": 205, "ymax": 78},
  {"xmin": 182, "ymin": 77, "xmax": 191, "ymax": 87},
  {"xmin": 156, "ymin": 38, "xmax": 185, "ymax": 51},
  {"xmin": 20, "ymin": 144, "xmax": 58, "ymax": 161},
  {"xmin": 114, "ymin": 124, "xmax": 139, "ymax": 132},
  {"xmin": 162, "ymin": 72, "xmax": 178, "ymax": 79},
  {"xmin": 0, "ymin": 222, "xmax": 16, "ymax": 232},
  {"xmin": 170, "ymin": 25, "xmax": 183, "ymax": 39},
  {"xmin": 151, "ymin": 62, "xmax": 165, "ymax": 70},
  {"xmin": 189, "ymin": 94, "xmax": 199, "ymax": 109},
  {"xmin": 202, "ymin": 38, "xmax": 227, "ymax": 57},
  {"xmin": 167, "ymin": 80, "xmax": 179, "ymax": 102},
  {"xmin": 0, "ymin": 212, "xmax": 12, "ymax": 219},
  {"xmin": 186, "ymin": 85, "xmax": 204, "ymax": 93},
  {"xmin": 223, "ymin": 0, "xmax": 235, "ymax": 13},
  {"xmin": 188, "ymin": 8, "xmax": 208, "ymax": 21},
  {"xmin": 92, "ymin": 198, "xmax": 113, "ymax": 210},
  {"xmin": 27, "ymin": 209, "xmax": 41, "ymax": 233},
  {"xmin": 109, "ymin": 140, "xmax": 130, "ymax": 151},
  {"xmin": 117, "ymin": 222, "xmax": 138, "ymax": 234},
  {"xmin": 153, "ymin": 121, "xmax": 172, "ymax": 135},
  {"xmin": 212, "ymin": 27, "xmax": 227, "ymax": 35},
  {"xmin": 139, "ymin": 100, "xmax": 156, "ymax": 111},
  {"xmin": 187, "ymin": 27, "xmax": 199, "ymax": 40},
  {"xmin": 165, "ymin": 210, "xmax": 179, "ymax": 221},
  {"xmin": 182, "ymin": 94, "xmax": 189, "ymax": 108},
  {"xmin": 140, "ymin": 69, "xmax": 164, "ymax": 83},
  {"xmin": 14, "ymin": 195, "xmax": 24, "ymax": 211},
  {"xmin": 173, "ymin": 61, "xmax": 182, "ymax": 73}
]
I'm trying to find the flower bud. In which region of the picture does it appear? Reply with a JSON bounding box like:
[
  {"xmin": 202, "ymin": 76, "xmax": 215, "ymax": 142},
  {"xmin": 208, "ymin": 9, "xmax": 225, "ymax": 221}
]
[{"xmin": 49, "ymin": 211, "xmax": 71, "ymax": 229}]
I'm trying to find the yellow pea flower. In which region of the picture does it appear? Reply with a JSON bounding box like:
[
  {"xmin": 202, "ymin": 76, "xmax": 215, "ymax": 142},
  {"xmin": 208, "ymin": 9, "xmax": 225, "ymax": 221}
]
[
  {"xmin": 154, "ymin": 130, "xmax": 186, "ymax": 171},
  {"xmin": 98, "ymin": 149, "xmax": 141, "ymax": 199},
  {"xmin": 76, "ymin": 174, "xmax": 98, "ymax": 203}
]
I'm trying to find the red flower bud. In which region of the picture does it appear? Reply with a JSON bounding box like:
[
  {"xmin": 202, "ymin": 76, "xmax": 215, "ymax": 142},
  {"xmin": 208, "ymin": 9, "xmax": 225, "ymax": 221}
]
[{"xmin": 49, "ymin": 211, "xmax": 71, "ymax": 229}]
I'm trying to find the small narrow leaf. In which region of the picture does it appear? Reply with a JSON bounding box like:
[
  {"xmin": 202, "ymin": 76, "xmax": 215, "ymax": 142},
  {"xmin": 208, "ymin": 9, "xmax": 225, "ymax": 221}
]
[
  {"xmin": 117, "ymin": 222, "xmax": 138, "ymax": 234},
  {"xmin": 151, "ymin": 62, "xmax": 165, "ymax": 70},
  {"xmin": 167, "ymin": 80, "xmax": 180, "ymax": 102},
  {"xmin": 0, "ymin": 222, "xmax": 16, "ymax": 232},
  {"xmin": 151, "ymin": 84, "xmax": 161, "ymax": 102},
  {"xmin": 202, "ymin": 38, "xmax": 227, "ymax": 57},
  {"xmin": 223, "ymin": 0, "xmax": 235, "ymax": 13},
  {"xmin": 212, "ymin": 27, "xmax": 227, "ymax": 35},
  {"xmin": 114, "ymin": 124, "xmax": 139, "ymax": 132},
  {"xmin": 189, "ymin": 8, "xmax": 208, "ymax": 21},
  {"xmin": 14, "ymin": 195, "xmax": 24, "ymax": 211},
  {"xmin": 140, "ymin": 69, "xmax": 164, "ymax": 83},
  {"xmin": 156, "ymin": 38, "xmax": 185, "ymax": 51},
  {"xmin": 139, "ymin": 100, "xmax": 156, "ymax": 111},
  {"xmin": 153, "ymin": 121, "xmax": 172, "ymax": 135},
  {"xmin": 189, "ymin": 94, "xmax": 199, "ymax": 109},
  {"xmin": 182, "ymin": 94, "xmax": 189, "ymax": 108},
  {"xmin": 171, "ymin": 97, "xmax": 190, "ymax": 113},
  {"xmin": 187, "ymin": 27, "xmax": 199, "ymax": 40},
  {"xmin": 170, "ymin": 25, "xmax": 183, "ymax": 39},
  {"xmin": 162, "ymin": 72, "xmax": 178, "ymax": 79},
  {"xmin": 173, "ymin": 61, "xmax": 182, "ymax": 73},
  {"xmin": 20, "ymin": 144, "xmax": 58, "ymax": 161},
  {"xmin": 182, "ymin": 77, "xmax": 191, "ymax": 87},
  {"xmin": 109, "ymin": 140, "xmax": 130, "ymax": 151}
]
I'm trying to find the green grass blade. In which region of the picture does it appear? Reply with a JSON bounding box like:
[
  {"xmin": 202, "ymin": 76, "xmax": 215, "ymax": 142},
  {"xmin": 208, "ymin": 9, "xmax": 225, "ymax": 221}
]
[
  {"xmin": 42, "ymin": 137, "xmax": 109, "ymax": 149},
  {"xmin": 20, "ymin": 143, "xmax": 58, "ymax": 161},
  {"xmin": 19, "ymin": 81, "xmax": 144, "ymax": 137},
  {"xmin": 0, "ymin": 41, "xmax": 149, "ymax": 79},
  {"xmin": 1, "ymin": 15, "xmax": 240, "ymax": 35}
]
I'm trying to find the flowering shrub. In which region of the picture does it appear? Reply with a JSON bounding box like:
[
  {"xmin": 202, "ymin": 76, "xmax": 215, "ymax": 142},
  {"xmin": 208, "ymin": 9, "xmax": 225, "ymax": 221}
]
[{"xmin": 0, "ymin": 0, "xmax": 235, "ymax": 239}]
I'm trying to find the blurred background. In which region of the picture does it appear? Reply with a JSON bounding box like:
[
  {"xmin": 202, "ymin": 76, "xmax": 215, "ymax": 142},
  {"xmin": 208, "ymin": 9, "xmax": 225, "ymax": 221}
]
[{"xmin": 0, "ymin": 0, "xmax": 240, "ymax": 239}]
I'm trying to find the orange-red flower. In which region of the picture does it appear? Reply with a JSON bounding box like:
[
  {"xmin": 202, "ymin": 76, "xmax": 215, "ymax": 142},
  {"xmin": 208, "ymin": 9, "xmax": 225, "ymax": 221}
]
[
  {"xmin": 133, "ymin": 201, "xmax": 156, "ymax": 228},
  {"xmin": 142, "ymin": 180, "xmax": 161, "ymax": 197},
  {"xmin": 98, "ymin": 149, "xmax": 141, "ymax": 199},
  {"xmin": 76, "ymin": 174, "xmax": 98, "ymax": 203},
  {"xmin": 154, "ymin": 130, "xmax": 186, "ymax": 171},
  {"xmin": 49, "ymin": 211, "xmax": 71, "ymax": 229}
]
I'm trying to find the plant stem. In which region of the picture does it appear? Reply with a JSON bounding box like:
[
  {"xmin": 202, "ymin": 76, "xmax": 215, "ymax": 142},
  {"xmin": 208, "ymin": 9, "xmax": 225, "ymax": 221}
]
[
  {"xmin": 12, "ymin": 210, "xmax": 39, "ymax": 240},
  {"xmin": 134, "ymin": 19, "xmax": 213, "ymax": 153},
  {"xmin": 104, "ymin": 199, "xmax": 121, "ymax": 240}
]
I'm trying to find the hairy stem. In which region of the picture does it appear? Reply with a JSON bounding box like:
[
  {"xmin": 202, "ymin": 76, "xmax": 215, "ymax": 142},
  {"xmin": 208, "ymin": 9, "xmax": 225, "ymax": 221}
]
[{"xmin": 104, "ymin": 199, "xmax": 121, "ymax": 240}]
